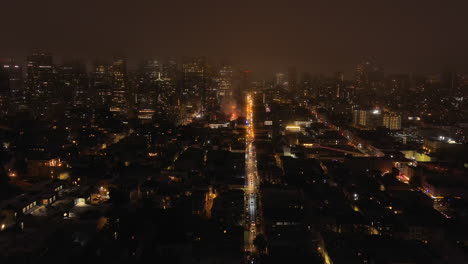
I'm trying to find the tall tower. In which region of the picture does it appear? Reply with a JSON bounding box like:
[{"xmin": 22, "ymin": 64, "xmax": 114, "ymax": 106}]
[
  {"xmin": 182, "ymin": 57, "xmax": 206, "ymax": 110},
  {"xmin": 276, "ymin": 73, "xmax": 285, "ymax": 86},
  {"xmin": 299, "ymin": 72, "xmax": 312, "ymax": 98},
  {"xmin": 110, "ymin": 57, "xmax": 127, "ymax": 111},
  {"xmin": 0, "ymin": 67, "xmax": 9, "ymax": 110},
  {"xmin": 59, "ymin": 60, "xmax": 88, "ymax": 105},
  {"xmin": 355, "ymin": 61, "xmax": 384, "ymax": 91},
  {"xmin": 91, "ymin": 61, "xmax": 112, "ymax": 106},
  {"xmin": 334, "ymin": 71, "xmax": 344, "ymax": 98},
  {"xmin": 26, "ymin": 50, "xmax": 56, "ymax": 106},
  {"xmin": 218, "ymin": 64, "xmax": 233, "ymax": 97},
  {"xmin": 287, "ymin": 66, "xmax": 297, "ymax": 93},
  {"xmin": 441, "ymin": 68, "xmax": 457, "ymax": 94},
  {"xmin": 0, "ymin": 59, "xmax": 23, "ymax": 100}
]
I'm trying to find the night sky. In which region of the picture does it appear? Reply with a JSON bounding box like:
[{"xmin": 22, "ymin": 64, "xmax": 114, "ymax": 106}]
[{"xmin": 2, "ymin": 0, "xmax": 468, "ymax": 76}]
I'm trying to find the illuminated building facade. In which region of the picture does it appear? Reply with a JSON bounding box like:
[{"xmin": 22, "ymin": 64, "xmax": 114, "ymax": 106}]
[
  {"xmin": 26, "ymin": 51, "xmax": 56, "ymax": 107},
  {"xmin": 352, "ymin": 109, "xmax": 383, "ymax": 128},
  {"xmin": 217, "ymin": 65, "xmax": 233, "ymax": 97},
  {"xmin": 182, "ymin": 57, "xmax": 206, "ymax": 110},
  {"xmin": 110, "ymin": 58, "xmax": 127, "ymax": 111},
  {"xmin": 355, "ymin": 61, "xmax": 384, "ymax": 91},
  {"xmin": 383, "ymin": 113, "xmax": 401, "ymax": 130},
  {"xmin": 92, "ymin": 62, "xmax": 112, "ymax": 105}
]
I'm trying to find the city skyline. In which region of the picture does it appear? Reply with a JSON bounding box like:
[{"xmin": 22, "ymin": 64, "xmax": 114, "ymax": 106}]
[
  {"xmin": 2, "ymin": 0, "xmax": 468, "ymax": 75},
  {"xmin": 1, "ymin": 1, "xmax": 468, "ymax": 264}
]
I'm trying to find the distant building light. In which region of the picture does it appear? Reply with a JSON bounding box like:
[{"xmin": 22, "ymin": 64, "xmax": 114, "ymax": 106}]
[
  {"xmin": 353, "ymin": 193, "xmax": 359, "ymax": 201},
  {"xmin": 285, "ymin": 125, "xmax": 301, "ymax": 132}
]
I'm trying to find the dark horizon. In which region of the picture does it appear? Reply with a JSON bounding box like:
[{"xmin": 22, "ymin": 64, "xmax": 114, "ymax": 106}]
[{"xmin": 2, "ymin": 0, "xmax": 468, "ymax": 77}]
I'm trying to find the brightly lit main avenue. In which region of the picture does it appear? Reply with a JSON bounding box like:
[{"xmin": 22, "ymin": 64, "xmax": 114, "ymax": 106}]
[{"xmin": 244, "ymin": 93, "xmax": 263, "ymax": 258}]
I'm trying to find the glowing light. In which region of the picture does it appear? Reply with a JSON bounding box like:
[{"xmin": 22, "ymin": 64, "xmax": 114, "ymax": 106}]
[
  {"xmin": 285, "ymin": 125, "xmax": 301, "ymax": 132},
  {"xmin": 353, "ymin": 193, "xmax": 359, "ymax": 201}
]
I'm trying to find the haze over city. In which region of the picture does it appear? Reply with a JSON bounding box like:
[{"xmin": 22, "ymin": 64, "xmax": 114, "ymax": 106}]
[
  {"xmin": 1, "ymin": 1, "xmax": 468, "ymax": 264},
  {"xmin": 2, "ymin": 0, "xmax": 468, "ymax": 75}
]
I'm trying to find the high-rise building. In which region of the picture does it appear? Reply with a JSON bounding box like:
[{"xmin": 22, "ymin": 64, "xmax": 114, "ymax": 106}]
[
  {"xmin": 162, "ymin": 60, "xmax": 177, "ymax": 80},
  {"xmin": 154, "ymin": 60, "xmax": 180, "ymax": 124},
  {"xmin": 58, "ymin": 60, "xmax": 88, "ymax": 105},
  {"xmin": 134, "ymin": 60, "xmax": 163, "ymax": 111},
  {"xmin": 353, "ymin": 109, "xmax": 401, "ymax": 130},
  {"xmin": 92, "ymin": 61, "xmax": 111, "ymax": 86},
  {"xmin": 299, "ymin": 72, "xmax": 312, "ymax": 98},
  {"xmin": 91, "ymin": 61, "xmax": 112, "ymax": 106},
  {"xmin": 182, "ymin": 57, "xmax": 206, "ymax": 110},
  {"xmin": 161, "ymin": 60, "xmax": 178, "ymax": 97},
  {"xmin": 387, "ymin": 74, "xmax": 410, "ymax": 96},
  {"xmin": 217, "ymin": 65, "xmax": 233, "ymax": 97},
  {"xmin": 26, "ymin": 51, "xmax": 56, "ymax": 106},
  {"xmin": 0, "ymin": 68, "xmax": 9, "ymax": 110},
  {"xmin": 355, "ymin": 61, "xmax": 384, "ymax": 91},
  {"xmin": 142, "ymin": 60, "xmax": 160, "ymax": 83},
  {"xmin": 287, "ymin": 66, "xmax": 297, "ymax": 93},
  {"xmin": 352, "ymin": 109, "xmax": 383, "ymax": 128},
  {"xmin": 1, "ymin": 60, "xmax": 23, "ymax": 99},
  {"xmin": 110, "ymin": 57, "xmax": 127, "ymax": 111},
  {"xmin": 383, "ymin": 113, "xmax": 401, "ymax": 130},
  {"xmin": 441, "ymin": 68, "xmax": 458, "ymax": 93},
  {"xmin": 334, "ymin": 71, "xmax": 344, "ymax": 98},
  {"xmin": 276, "ymin": 73, "xmax": 285, "ymax": 86}
]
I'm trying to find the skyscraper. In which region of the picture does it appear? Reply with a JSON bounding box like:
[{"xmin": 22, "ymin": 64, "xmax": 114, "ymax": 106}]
[
  {"xmin": 0, "ymin": 68, "xmax": 9, "ymax": 111},
  {"xmin": 334, "ymin": 71, "xmax": 344, "ymax": 98},
  {"xmin": 58, "ymin": 60, "xmax": 88, "ymax": 106},
  {"xmin": 276, "ymin": 73, "xmax": 285, "ymax": 86},
  {"xmin": 91, "ymin": 61, "xmax": 112, "ymax": 106},
  {"xmin": 287, "ymin": 66, "xmax": 297, "ymax": 93},
  {"xmin": 182, "ymin": 57, "xmax": 206, "ymax": 110},
  {"xmin": 135, "ymin": 60, "xmax": 162, "ymax": 110},
  {"xmin": 299, "ymin": 72, "xmax": 312, "ymax": 98},
  {"xmin": 355, "ymin": 61, "xmax": 384, "ymax": 91},
  {"xmin": 142, "ymin": 60, "xmax": 160, "ymax": 83},
  {"xmin": 26, "ymin": 50, "xmax": 56, "ymax": 106},
  {"xmin": 160, "ymin": 60, "xmax": 178, "ymax": 99},
  {"xmin": 0, "ymin": 60, "xmax": 23, "ymax": 101},
  {"xmin": 110, "ymin": 57, "xmax": 127, "ymax": 111},
  {"xmin": 217, "ymin": 64, "xmax": 233, "ymax": 97},
  {"xmin": 441, "ymin": 68, "xmax": 458, "ymax": 93}
]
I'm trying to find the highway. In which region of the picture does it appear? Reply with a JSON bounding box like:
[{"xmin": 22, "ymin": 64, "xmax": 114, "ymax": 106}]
[{"xmin": 244, "ymin": 93, "xmax": 262, "ymax": 256}]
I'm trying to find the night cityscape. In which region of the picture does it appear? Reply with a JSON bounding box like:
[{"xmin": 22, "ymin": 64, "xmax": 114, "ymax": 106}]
[{"xmin": 2, "ymin": 1, "xmax": 468, "ymax": 263}]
